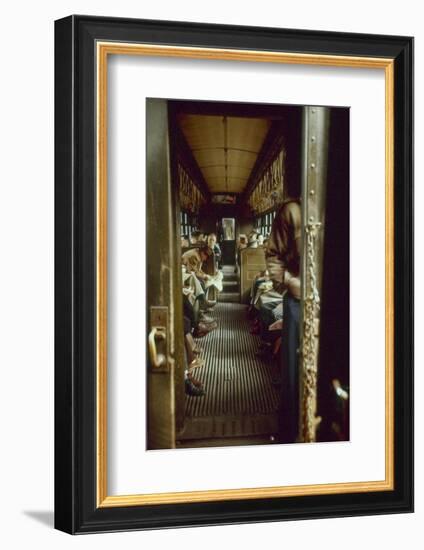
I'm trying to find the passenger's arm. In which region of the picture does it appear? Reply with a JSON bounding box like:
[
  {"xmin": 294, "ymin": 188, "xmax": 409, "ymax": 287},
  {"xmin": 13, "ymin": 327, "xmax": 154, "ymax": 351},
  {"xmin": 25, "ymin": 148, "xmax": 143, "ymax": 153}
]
[
  {"xmin": 286, "ymin": 203, "xmax": 302, "ymax": 299},
  {"xmin": 266, "ymin": 202, "xmax": 301, "ymax": 295},
  {"xmin": 286, "ymin": 276, "xmax": 301, "ymax": 299},
  {"xmin": 194, "ymin": 261, "xmax": 209, "ymax": 280},
  {"xmin": 196, "ymin": 271, "xmax": 209, "ymax": 280},
  {"xmin": 265, "ymin": 207, "xmax": 290, "ymax": 292},
  {"xmin": 185, "ymin": 255, "xmax": 199, "ymax": 275}
]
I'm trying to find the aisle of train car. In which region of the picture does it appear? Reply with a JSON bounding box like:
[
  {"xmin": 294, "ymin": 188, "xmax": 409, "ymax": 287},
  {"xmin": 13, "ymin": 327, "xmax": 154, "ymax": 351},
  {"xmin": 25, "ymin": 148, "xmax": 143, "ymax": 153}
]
[{"xmin": 178, "ymin": 265, "xmax": 279, "ymax": 447}]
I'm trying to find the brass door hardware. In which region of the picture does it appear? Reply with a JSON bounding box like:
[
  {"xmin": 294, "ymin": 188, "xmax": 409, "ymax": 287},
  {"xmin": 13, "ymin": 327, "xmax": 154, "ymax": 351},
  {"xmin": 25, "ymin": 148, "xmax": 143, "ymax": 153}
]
[
  {"xmin": 148, "ymin": 327, "xmax": 167, "ymax": 368},
  {"xmin": 148, "ymin": 306, "xmax": 169, "ymax": 371}
]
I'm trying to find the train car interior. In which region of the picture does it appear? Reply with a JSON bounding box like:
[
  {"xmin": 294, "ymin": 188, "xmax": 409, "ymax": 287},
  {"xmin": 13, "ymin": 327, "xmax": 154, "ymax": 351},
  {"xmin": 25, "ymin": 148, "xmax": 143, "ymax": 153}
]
[{"xmin": 146, "ymin": 99, "xmax": 349, "ymax": 450}]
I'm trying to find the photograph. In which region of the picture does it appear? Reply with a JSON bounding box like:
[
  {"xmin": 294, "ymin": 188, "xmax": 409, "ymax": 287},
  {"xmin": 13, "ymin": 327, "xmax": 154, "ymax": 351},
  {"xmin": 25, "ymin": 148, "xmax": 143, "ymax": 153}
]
[{"xmin": 146, "ymin": 98, "xmax": 350, "ymax": 450}]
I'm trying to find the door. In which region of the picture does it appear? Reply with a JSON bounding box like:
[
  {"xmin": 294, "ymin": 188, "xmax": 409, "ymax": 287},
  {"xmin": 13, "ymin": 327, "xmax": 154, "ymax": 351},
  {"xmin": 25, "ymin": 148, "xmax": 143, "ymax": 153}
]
[
  {"xmin": 146, "ymin": 99, "xmax": 185, "ymax": 449},
  {"xmin": 221, "ymin": 217, "xmax": 236, "ymax": 264}
]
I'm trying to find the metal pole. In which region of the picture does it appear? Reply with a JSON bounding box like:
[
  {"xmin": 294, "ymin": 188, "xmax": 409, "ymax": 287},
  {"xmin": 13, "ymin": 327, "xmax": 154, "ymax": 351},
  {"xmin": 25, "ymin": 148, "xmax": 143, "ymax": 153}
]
[{"xmin": 299, "ymin": 106, "xmax": 330, "ymax": 442}]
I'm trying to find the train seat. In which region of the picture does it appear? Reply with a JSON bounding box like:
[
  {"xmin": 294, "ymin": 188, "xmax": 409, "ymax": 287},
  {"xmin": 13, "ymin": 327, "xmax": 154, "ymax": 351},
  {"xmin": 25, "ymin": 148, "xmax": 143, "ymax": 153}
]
[{"xmin": 240, "ymin": 247, "xmax": 267, "ymax": 303}]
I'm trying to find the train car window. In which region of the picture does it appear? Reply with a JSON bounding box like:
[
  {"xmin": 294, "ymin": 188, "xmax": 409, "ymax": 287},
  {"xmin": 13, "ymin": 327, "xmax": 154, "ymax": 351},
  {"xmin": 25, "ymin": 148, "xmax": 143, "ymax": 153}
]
[
  {"xmin": 255, "ymin": 212, "xmax": 276, "ymax": 236},
  {"xmin": 180, "ymin": 211, "xmax": 197, "ymax": 239}
]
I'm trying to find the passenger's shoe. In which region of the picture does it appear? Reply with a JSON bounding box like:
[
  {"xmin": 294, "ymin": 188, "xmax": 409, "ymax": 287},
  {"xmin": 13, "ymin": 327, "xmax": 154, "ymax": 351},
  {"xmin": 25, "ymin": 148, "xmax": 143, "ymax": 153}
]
[
  {"xmin": 250, "ymin": 319, "xmax": 260, "ymax": 334},
  {"xmin": 188, "ymin": 372, "xmax": 204, "ymax": 388},
  {"xmin": 193, "ymin": 322, "xmax": 216, "ymax": 338},
  {"xmin": 247, "ymin": 306, "xmax": 256, "ymax": 320},
  {"xmin": 198, "ymin": 320, "xmax": 217, "ymax": 331},
  {"xmin": 201, "ymin": 318, "xmax": 217, "ymax": 326},
  {"xmin": 199, "ymin": 313, "xmax": 214, "ymax": 323},
  {"xmin": 188, "ymin": 358, "xmax": 205, "ymax": 371},
  {"xmin": 258, "ymin": 341, "xmax": 272, "ymax": 350},
  {"xmin": 193, "ymin": 328, "xmax": 208, "ymax": 338},
  {"xmin": 185, "ymin": 378, "xmax": 205, "ymax": 396},
  {"xmin": 256, "ymin": 344, "xmax": 273, "ymax": 359}
]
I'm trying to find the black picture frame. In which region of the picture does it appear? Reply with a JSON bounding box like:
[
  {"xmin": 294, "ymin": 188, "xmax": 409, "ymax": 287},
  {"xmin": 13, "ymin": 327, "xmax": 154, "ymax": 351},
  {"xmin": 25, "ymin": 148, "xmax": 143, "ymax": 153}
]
[{"xmin": 55, "ymin": 15, "xmax": 413, "ymax": 534}]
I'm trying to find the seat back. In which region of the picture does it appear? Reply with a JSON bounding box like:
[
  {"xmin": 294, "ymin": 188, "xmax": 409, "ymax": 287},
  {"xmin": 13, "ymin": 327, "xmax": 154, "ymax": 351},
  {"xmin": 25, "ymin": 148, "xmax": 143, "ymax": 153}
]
[{"xmin": 240, "ymin": 247, "xmax": 267, "ymax": 302}]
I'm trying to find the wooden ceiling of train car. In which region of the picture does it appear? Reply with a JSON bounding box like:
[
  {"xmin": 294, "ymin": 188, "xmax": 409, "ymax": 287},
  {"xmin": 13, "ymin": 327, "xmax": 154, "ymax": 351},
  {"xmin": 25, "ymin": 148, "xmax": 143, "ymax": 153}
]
[{"xmin": 177, "ymin": 114, "xmax": 271, "ymax": 194}]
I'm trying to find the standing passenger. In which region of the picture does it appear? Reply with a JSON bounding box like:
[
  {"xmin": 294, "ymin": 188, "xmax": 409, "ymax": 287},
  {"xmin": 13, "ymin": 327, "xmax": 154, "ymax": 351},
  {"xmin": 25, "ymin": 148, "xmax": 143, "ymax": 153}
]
[{"xmin": 266, "ymin": 198, "xmax": 301, "ymax": 443}]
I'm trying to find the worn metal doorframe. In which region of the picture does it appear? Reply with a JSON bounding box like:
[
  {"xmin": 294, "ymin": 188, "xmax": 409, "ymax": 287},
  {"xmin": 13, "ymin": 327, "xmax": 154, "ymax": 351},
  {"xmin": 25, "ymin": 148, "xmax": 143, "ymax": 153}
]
[
  {"xmin": 299, "ymin": 106, "xmax": 330, "ymax": 442},
  {"xmin": 146, "ymin": 99, "xmax": 185, "ymax": 449}
]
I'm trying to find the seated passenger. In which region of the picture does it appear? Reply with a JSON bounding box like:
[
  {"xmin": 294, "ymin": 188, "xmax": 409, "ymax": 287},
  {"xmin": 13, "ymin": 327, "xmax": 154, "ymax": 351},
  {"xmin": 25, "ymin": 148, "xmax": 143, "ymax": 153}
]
[
  {"xmin": 189, "ymin": 230, "xmax": 202, "ymax": 246},
  {"xmin": 181, "ymin": 234, "xmax": 190, "ymax": 249},
  {"xmin": 247, "ymin": 231, "xmax": 259, "ymax": 248},
  {"xmin": 257, "ymin": 234, "xmax": 265, "ymax": 247},
  {"xmin": 183, "ymin": 316, "xmax": 205, "ymax": 397},
  {"xmin": 236, "ymin": 234, "xmax": 248, "ymax": 269},
  {"xmin": 182, "ymin": 273, "xmax": 217, "ymax": 335},
  {"xmin": 245, "ymin": 266, "xmax": 283, "ymax": 359},
  {"xmin": 237, "ymin": 234, "xmax": 248, "ymax": 251},
  {"xmin": 182, "ymin": 244, "xmax": 213, "ymax": 288},
  {"xmin": 182, "ymin": 247, "xmax": 218, "ymax": 334},
  {"xmin": 207, "ymin": 233, "xmax": 222, "ymax": 267},
  {"xmin": 255, "ymin": 298, "xmax": 283, "ymax": 358},
  {"xmin": 250, "ymin": 269, "xmax": 270, "ymax": 304}
]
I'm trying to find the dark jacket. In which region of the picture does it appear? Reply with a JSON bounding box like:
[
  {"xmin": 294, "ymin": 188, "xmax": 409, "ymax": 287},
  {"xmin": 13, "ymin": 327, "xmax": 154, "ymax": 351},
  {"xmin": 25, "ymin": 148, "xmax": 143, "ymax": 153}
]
[{"xmin": 265, "ymin": 199, "xmax": 301, "ymax": 291}]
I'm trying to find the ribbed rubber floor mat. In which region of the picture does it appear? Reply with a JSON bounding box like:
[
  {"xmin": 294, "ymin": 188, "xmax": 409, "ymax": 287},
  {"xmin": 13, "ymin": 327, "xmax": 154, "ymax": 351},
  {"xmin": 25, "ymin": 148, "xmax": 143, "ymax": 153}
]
[
  {"xmin": 218, "ymin": 292, "xmax": 240, "ymax": 303},
  {"xmin": 185, "ymin": 303, "xmax": 279, "ymax": 420}
]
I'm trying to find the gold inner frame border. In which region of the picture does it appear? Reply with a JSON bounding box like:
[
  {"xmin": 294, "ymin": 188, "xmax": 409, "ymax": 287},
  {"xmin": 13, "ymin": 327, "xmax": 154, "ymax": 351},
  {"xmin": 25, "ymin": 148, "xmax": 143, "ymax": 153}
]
[{"xmin": 96, "ymin": 41, "xmax": 395, "ymax": 508}]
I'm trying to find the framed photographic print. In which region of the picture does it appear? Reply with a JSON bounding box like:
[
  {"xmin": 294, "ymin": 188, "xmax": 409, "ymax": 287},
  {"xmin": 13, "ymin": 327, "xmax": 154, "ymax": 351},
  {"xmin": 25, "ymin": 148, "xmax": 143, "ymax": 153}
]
[{"xmin": 54, "ymin": 15, "xmax": 413, "ymax": 533}]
